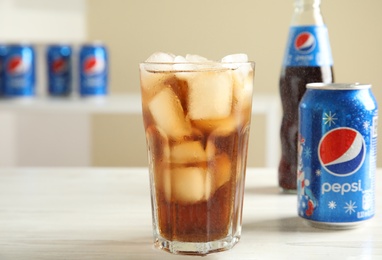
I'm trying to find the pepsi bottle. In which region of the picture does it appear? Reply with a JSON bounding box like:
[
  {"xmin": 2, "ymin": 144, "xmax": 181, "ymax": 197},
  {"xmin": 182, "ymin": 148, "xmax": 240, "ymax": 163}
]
[{"xmin": 279, "ymin": 0, "xmax": 334, "ymax": 191}]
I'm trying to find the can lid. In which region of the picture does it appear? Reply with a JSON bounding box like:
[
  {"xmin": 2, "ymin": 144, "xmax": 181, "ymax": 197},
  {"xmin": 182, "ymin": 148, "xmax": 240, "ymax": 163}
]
[{"xmin": 306, "ymin": 83, "xmax": 371, "ymax": 90}]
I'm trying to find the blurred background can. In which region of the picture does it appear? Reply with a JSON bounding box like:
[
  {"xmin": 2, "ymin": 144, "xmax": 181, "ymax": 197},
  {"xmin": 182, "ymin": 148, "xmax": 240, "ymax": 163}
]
[
  {"xmin": 298, "ymin": 83, "xmax": 378, "ymax": 229},
  {"xmin": 3, "ymin": 44, "xmax": 36, "ymax": 98},
  {"xmin": 46, "ymin": 44, "xmax": 72, "ymax": 97},
  {"xmin": 79, "ymin": 42, "xmax": 108, "ymax": 97},
  {"xmin": 0, "ymin": 44, "xmax": 7, "ymax": 96}
]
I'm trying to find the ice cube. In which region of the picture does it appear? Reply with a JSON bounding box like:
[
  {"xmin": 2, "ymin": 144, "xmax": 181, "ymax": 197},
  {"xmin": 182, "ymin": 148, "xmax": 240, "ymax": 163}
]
[
  {"xmin": 144, "ymin": 52, "xmax": 176, "ymax": 71},
  {"xmin": 221, "ymin": 53, "xmax": 248, "ymax": 63},
  {"xmin": 145, "ymin": 125, "xmax": 170, "ymax": 164},
  {"xmin": 139, "ymin": 68, "xmax": 169, "ymax": 94},
  {"xmin": 149, "ymin": 87, "xmax": 192, "ymax": 139},
  {"xmin": 208, "ymin": 153, "xmax": 232, "ymax": 192},
  {"xmin": 146, "ymin": 52, "xmax": 176, "ymax": 62},
  {"xmin": 185, "ymin": 54, "xmax": 210, "ymax": 62},
  {"xmin": 171, "ymin": 167, "xmax": 210, "ymax": 203},
  {"xmin": 188, "ymin": 70, "xmax": 233, "ymax": 120},
  {"xmin": 146, "ymin": 125, "xmax": 171, "ymax": 200},
  {"xmin": 174, "ymin": 55, "xmax": 187, "ymax": 62},
  {"xmin": 170, "ymin": 141, "xmax": 207, "ymax": 164},
  {"xmin": 192, "ymin": 117, "xmax": 236, "ymax": 135},
  {"xmin": 206, "ymin": 127, "xmax": 238, "ymax": 160},
  {"xmin": 232, "ymin": 67, "xmax": 254, "ymax": 116},
  {"xmin": 173, "ymin": 55, "xmax": 197, "ymax": 72}
]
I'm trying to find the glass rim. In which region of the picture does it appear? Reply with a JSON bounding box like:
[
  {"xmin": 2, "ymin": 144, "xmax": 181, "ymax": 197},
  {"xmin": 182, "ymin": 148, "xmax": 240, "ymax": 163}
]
[{"xmin": 140, "ymin": 61, "xmax": 255, "ymax": 65}]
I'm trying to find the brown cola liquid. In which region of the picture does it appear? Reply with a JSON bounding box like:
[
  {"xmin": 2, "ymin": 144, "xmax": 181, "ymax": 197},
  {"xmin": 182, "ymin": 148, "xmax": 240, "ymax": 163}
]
[
  {"xmin": 141, "ymin": 67, "xmax": 253, "ymax": 242},
  {"xmin": 279, "ymin": 66, "xmax": 333, "ymax": 190}
]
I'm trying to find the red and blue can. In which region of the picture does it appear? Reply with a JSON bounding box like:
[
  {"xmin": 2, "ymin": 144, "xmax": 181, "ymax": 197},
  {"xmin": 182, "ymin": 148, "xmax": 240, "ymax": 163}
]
[
  {"xmin": 79, "ymin": 43, "xmax": 108, "ymax": 97},
  {"xmin": 298, "ymin": 83, "xmax": 378, "ymax": 229},
  {"xmin": 3, "ymin": 44, "xmax": 36, "ymax": 97},
  {"xmin": 47, "ymin": 44, "xmax": 72, "ymax": 96},
  {"xmin": 0, "ymin": 44, "xmax": 7, "ymax": 96}
]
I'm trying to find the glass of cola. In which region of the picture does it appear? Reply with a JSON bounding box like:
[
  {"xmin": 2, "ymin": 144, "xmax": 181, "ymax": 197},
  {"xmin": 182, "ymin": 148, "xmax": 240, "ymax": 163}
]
[{"xmin": 139, "ymin": 52, "xmax": 255, "ymax": 255}]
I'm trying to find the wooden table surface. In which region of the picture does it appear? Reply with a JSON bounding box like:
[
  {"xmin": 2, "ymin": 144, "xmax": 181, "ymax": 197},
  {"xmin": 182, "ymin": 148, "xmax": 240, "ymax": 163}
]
[{"xmin": 0, "ymin": 168, "xmax": 381, "ymax": 259}]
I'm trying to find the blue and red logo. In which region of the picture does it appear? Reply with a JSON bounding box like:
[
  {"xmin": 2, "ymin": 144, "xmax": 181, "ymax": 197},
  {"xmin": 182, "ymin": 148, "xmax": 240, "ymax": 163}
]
[
  {"xmin": 294, "ymin": 32, "xmax": 316, "ymax": 54},
  {"xmin": 83, "ymin": 56, "xmax": 105, "ymax": 75},
  {"xmin": 52, "ymin": 58, "xmax": 68, "ymax": 74},
  {"xmin": 318, "ymin": 127, "xmax": 366, "ymax": 176},
  {"xmin": 7, "ymin": 55, "xmax": 30, "ymax": 75}
]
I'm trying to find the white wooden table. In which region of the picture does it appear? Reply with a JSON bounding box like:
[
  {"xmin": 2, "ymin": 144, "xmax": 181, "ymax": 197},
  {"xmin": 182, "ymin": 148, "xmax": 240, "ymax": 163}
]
[{"xmin": 0, "ymin": 168, "xmax": 381, "ymax": 259}]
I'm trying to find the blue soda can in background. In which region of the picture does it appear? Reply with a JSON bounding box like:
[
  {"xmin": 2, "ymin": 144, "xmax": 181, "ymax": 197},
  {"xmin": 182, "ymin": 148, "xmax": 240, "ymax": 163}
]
[
  {"xmin": 3, "ymin": 44, "xmax": 36, "ymax": 97},
  {"xmin": 298, "ymin": 83, "xmax": 378, "ymax": 229},
  {"xmin": 0, "ymin": 44, "xmax": 7, "ymax": 96},
  {"xmin": 47, "ymin": 44, "xmax": 72, "ymax": 96},
  {"xmin": 79, "ymin": 43, "xmax": 108, "ymax": 97}
]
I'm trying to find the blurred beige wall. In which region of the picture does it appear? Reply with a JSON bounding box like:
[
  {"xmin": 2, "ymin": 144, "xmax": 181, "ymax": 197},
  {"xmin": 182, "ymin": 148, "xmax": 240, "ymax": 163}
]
[{"xmin": 87, "ymin": 0, "xmax": 382, "ymax": 167}]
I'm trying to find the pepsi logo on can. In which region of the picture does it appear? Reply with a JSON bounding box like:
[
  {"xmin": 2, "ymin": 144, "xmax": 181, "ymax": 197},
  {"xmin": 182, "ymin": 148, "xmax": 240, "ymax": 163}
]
[
  {"xmin": 83, "ymin": 56, "xmax": 105, "ymax": 75},
  {"xmin": 79, "ymin": 43, "xmax": 108, "ymax": 97},
  {"xmin": 47, "ymin": 44, "xmax": 72, "ymax": 97},
  {"xmin": 298, "ymin": 83, "xmax": 378, "ymax": 229},
  {"xmin": 3, "ymin": 44, "xmax": 35, "ymax": 97},
  {"xmin": 319, "ymin": 127, "xmax": 366, "ymax": 177}
]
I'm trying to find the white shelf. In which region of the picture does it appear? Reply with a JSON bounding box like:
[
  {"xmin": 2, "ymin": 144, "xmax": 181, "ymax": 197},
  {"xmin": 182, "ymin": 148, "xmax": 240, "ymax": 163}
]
[
  {"xmin": 0, "ymin": 93, "xmax": 278, "ymax": 115},
  {"xmin": 0, "ymin": 93, "xmax": 281, "ymax": 168},
  {"xmin": 0, "ymin": 94, "xmax": 142, "ymax": 114}
]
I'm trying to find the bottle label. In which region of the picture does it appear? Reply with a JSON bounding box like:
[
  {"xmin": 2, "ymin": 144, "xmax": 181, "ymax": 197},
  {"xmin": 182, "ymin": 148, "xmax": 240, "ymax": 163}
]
[{"xmin": 283, "ymin": 25, "xmax": 333, "ymax": 67}]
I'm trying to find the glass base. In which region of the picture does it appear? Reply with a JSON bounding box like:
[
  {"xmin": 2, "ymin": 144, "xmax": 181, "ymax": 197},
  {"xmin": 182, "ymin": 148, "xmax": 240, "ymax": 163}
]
[
  {"xmin": 281, "ymin": 188, "xmax": 297, "ymax": 194},
  {"xmin": 154, "ymin": 235, "xmax": 240, "ymax": 256}
]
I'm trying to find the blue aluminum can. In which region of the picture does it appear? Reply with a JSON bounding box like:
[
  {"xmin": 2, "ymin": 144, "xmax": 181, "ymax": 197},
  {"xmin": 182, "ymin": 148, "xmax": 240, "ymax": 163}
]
[
  {"xmin": 3, "ymin": 44, "xmax": 36, "ymax": 97},
  {"xmin": 47, "ymin": 44, "xmax": 72, "ymax": 96},
  {"xmin": 79, "ymin": 43, "xmax": 108, "ymax": 97},
  {"xmin": 298, "ymin": 83, "xmax": 378, "ymax": 229},
  {"xmin": 0, "ymin": 44, "xmax": 7, "ymax": 96}
]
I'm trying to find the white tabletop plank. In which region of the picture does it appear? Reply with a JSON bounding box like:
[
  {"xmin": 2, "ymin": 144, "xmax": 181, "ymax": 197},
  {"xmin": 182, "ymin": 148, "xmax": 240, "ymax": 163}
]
[{"xmin": 0, "ymin": 168, "xmax": 380, "ymax": 259}]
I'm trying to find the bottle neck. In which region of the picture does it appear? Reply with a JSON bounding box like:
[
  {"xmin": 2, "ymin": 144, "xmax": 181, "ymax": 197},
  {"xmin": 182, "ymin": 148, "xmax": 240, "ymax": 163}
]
[
  {"xmin": 292, "ymin": 0, "xmax": 324, "ymax": 26},
  {"xmin": 294, "ymin": 0, "xmax": 321, "ymax": 10}
]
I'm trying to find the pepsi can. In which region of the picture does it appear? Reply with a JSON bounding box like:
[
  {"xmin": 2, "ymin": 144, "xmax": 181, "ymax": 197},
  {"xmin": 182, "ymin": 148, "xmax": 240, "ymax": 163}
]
[
  {"xmin": 0, "ymin": 44, "xmax": 7, "ymax": 96},
  {"xmin": 79, "ymin": 43, "xmax": 108, "ymax": 97},
  {"xmin": 298, "ymin": 83, "xmax": 378, "ymax": 229},
  {"xmin": 3, "ymin": 44, "xmax": 36, "ymax": 97},
  {"xmin": 47, "ymin": 44, "xmax": 72, "ymax": 96}
]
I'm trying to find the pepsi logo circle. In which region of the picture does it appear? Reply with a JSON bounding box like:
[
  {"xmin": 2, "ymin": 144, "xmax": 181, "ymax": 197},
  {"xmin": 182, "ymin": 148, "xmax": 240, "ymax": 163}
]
[
  {"xmin": 52, "ymin": 58, "xmax": 67, "ymax": 74},
  {"xmin": 294, "ymin": 32, "xmax": 316, "ymax": 54},
  {"xmin": 7, "ymin": 55, "xmax": 30, "ymax": 75},
  {"xmin": 318, "ymin": 127, "xmax": 366, "ymax": 177},
  {"xmin": 83, "ymin": 56, "xmax": 105, "ymax": 75}
]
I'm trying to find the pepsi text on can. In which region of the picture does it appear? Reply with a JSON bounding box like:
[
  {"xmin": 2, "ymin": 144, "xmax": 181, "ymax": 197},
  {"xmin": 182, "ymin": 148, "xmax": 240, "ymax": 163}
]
[
  {"xmin": 298, "ymin": 83, "xmax": 377, "ymax": 228},
  {"xmin": 3, "ymin": 44, "xmax": 35, "ymax": 97},
  {"xmin": 79, "ymin": 43, "xmax": 108, "ymax": 97},
  {"xmin": 47, "ymin": 44, "xmax": 72, "ymax": 96}
]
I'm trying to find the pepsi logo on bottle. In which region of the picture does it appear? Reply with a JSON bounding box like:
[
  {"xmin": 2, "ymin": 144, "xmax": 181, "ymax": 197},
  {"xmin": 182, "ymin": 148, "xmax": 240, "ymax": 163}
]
[
  {"xmin": 294, "ymin": 32, "xmax": 316, "ymax": 54},
  {"xmin": 79, "ymin": 43, "xmax": 108, "ymax": 97},
  {"xmin": 298, "ymin": 83, "xmax": 378, "ymax": 229},
  {"xmin": 283, "ymin": 25, "xmax": 333, "ymax": 67}
]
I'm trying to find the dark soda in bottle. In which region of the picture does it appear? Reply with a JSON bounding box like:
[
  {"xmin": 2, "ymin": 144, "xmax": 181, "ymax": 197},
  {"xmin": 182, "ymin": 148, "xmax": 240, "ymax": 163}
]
[{"xmin": 279, "ymin": 0, "xmax": 334, "ymax": 191}]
